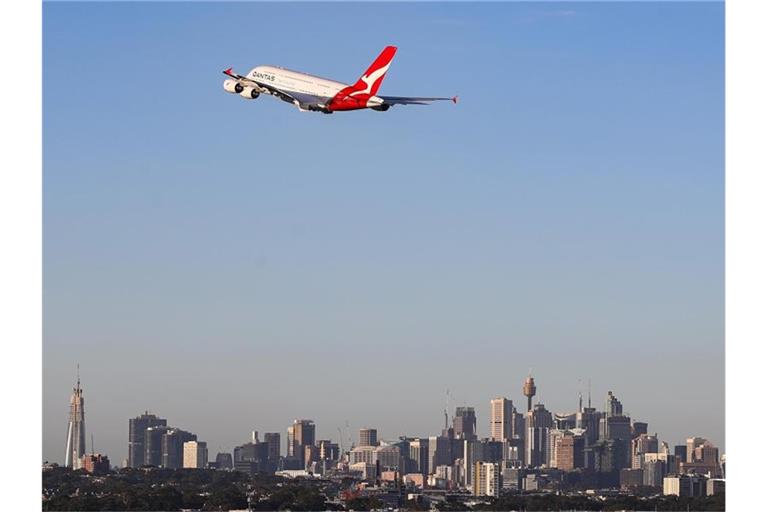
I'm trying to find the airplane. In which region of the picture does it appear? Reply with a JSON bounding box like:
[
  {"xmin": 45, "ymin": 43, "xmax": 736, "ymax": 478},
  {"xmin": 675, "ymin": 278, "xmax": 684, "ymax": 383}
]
[{"xmin": 222, "ymin": 46, "xmax": 457, "ymax": 114}]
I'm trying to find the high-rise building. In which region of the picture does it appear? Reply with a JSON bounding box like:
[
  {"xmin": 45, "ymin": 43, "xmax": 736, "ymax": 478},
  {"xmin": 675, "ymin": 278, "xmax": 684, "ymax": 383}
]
[
  {"xmin": 318, "ymin": 439, "xmax": 340, "ymax": 461},
  {"xmin": 359, "ymin": 428, "xmax": 378, "ymax": 447},
  {"xmin": 144, "ymin": 425, "xmax": 171, "ymax": 467},
  {"xmin": 472, "ymin": 462, "xmax": 500, "ymax": 497},
  {"xmin": 128, "ymin": 412, "xmax": 167, "ymax": 468},
  {"xmin": 605, "ymin": 391, "xmax": 623, "ymax": 417},
  {"xmin": 632, "ymin": 422, "xmax": 648, "ymax": 436},
  {"xmin": 674, "ymin": 444, "xmax": 687, "ymax": 461},
  {"xmin": 264, "ymin": 432, "xmax": 280, "ymax": 461},
  {"xmin": 453, "ymin": 407, "xmax": 477, "ymax": 440},
  {"xmin": 681, "ymin": 438, "xmax": 721, "ymax": 476},
  {"xmin": 631, "ymin": 434, "xmax": 659, "ymax": 469},
  {"xmin": 162, "ymin": 429, "xmax": 197, "ymax": 469},
  {"xmin": 64, "ymin": 371, "xmax": 86, "ymax": 469},
  {"xmin": 552, "ymin": 430, "xmax": 585, "ymax": 471},
  {"xmin": 428, "ymin": 436, "xmax": 453, "ymax": 472},
  {"xmin": 525, "ymin": 403, "xmax": 553, "ymax": 467},
  {"xmin": 215, "ymin": 452, "xmax": 233, "ymax": 469},
  {"xmin": 183, "ymin": 441, "xmax": 208, "ymax": 469},
  {"xmin": 287, "ymin": 419, "xmax": 315, "ymax": 465},
  {"xmin": 523, "ymin": 375, "xmax": 537, "ymax": 412},
  {"xmin": 409, "ymin": 439, "xmax": 430, "ymax": 475},
  {"xmin": 576, "ymin": 407, "xmax": 600, "ymax": 446},
  {"xmin": 490, "ymin": 398, "xmax": 524, "ymax": 442}
]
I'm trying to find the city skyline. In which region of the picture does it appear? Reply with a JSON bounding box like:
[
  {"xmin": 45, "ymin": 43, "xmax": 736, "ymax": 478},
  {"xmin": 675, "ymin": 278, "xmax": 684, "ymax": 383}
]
[
  {"xmin": 43, "ymin": 2, "xmax": 724, "ymax": 465},
  {"xmin": 49, "ymin": 369, "xmax": 723, "ymax": 466}
]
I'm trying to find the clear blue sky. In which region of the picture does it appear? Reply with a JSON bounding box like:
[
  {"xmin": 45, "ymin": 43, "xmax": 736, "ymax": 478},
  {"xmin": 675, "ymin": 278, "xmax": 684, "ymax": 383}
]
[{"xmin": 43, "ymin": 1, "xmax": 724, "ymax": 464}]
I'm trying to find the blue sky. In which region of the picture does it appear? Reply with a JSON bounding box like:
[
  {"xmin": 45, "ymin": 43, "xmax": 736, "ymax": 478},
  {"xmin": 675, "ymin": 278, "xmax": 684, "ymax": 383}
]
[{"xmin": 43, "ymin": 2, "xmax": 724, "ymax": 463}]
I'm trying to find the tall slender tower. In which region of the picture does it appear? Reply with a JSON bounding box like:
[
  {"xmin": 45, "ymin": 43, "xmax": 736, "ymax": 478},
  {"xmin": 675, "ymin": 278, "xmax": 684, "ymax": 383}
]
[
  {"xmin": 523, "ymin": 374, "xmax": 537, "ymax": 412},
  {"xmin": 64, "ymin": 366, "xmax": 86, "ymax": 468}
]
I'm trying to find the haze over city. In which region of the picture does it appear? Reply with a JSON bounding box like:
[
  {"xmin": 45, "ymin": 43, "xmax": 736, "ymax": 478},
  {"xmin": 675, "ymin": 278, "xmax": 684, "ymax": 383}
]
[{"xmin": 43, "ymin": 1, "xmax": 723, "ymax": 466}]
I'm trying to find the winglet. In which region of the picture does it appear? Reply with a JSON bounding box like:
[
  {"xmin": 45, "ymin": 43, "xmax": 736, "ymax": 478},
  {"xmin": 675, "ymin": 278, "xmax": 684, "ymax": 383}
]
[
  {"xmin": 452, "ymin": 96, "xmax": 459, "ymax": 104},
  {"xmin": 223, "ymin": 67, "xmax": 233, "ymax": 76}
]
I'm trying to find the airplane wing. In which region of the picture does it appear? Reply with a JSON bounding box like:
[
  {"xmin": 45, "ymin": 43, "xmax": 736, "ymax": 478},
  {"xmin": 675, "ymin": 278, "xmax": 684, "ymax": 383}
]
[
  {"xmin": 223, "ymin": 68, "xmax": 331, "ymax": 110},
  {"xmin": 380, "ymin": 95, "xmax": 458, "ymax": 106}
]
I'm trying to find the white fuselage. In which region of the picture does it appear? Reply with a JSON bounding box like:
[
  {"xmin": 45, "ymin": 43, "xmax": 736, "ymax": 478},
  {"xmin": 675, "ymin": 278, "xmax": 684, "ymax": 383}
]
[{"xmin": 248, "ymin": 65, "xmax": 347, "ymax": 99}]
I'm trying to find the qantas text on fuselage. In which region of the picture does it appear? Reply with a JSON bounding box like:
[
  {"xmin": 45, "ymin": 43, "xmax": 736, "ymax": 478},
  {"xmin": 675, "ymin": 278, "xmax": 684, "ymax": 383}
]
[{"xmin": 222, "ymin": 46, "xmax": 457, "ymax": 114}]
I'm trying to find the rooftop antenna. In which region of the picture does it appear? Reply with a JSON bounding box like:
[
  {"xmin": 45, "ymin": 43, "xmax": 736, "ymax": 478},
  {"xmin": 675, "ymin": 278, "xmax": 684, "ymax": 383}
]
[
  {"xmin": 444, "ymin": 388, "xmax": 450, "ymax": 430},
  {"xmin": 578, "ymin": 379, "xmax": 583, "ymax": 412},
  {"xmin": 588, "ymin": 379, "xmax": 592, "ymax": 409},
  {"xmin": 91, "ymin": 434, "xmax": 94, "ymax": 455}
]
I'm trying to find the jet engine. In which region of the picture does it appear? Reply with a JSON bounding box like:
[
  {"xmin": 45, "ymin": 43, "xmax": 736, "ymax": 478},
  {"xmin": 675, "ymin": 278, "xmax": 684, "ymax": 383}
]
[
  {"xmin": 223, "ymin": 79, "xmax": 243, "ymax": 94},
  {"xmin": 239, "ymin": 86, "xmax": 260, "ymax": 99}
]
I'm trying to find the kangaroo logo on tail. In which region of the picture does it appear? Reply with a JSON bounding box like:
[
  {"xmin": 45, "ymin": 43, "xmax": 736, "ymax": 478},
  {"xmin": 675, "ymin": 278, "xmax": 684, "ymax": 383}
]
[{"xmin": 348, "ymin": 46, "xmax": 398, "ymax": 97}]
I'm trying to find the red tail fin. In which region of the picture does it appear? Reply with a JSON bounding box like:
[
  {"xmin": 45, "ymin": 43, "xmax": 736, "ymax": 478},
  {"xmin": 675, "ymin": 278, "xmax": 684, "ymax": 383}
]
[{"xmin": 349, "ymin": 46, "xmax": 397, "ymax": 96}]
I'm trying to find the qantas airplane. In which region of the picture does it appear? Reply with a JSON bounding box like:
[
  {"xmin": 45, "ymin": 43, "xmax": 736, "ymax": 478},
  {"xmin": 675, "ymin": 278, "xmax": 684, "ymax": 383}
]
[{"xmin": 222, "ymin": 46, "xmax": 457, "ymax": 114}]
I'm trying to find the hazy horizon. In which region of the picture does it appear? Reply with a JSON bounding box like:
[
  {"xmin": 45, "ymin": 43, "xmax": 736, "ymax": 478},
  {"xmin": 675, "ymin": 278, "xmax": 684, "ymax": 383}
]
[{"xmin": 43, "ymin": 1, "xmax": 724, "ymax": 464}]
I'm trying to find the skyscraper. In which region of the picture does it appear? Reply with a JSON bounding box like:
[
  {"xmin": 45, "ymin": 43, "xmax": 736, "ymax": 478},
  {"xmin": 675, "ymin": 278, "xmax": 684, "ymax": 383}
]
[
  {"xmin": 359, "ymin": 428, "xmax": 378, "ymax": 447},
  {"xmin": 64, "ymin": 370, "xmax": 86, "ymax": 469},
  {"xmin": 287, "ymin": 419, "xmax": 315, "ymax": 465},
  {"xmin": 525, "ymin": 403, "xmax": 553, "ymax": 467},
  {"xmin": 162, "ymin": 428, "xmax": 197, "ymax": 469},
  {"xmin": 490, "ymin": 398, "xmax": 523, "ymax": 442},
  {"xmin": 128, "ymin": 412, "xmax": 167, "ymax": 468},
  {"xmin": 264, "ymin": 432, "xmax": 281, "ymax": 462},
  {"xmin": 183, "ymin": 441, "xmax": 208, "ymax": 469},
  {"xmin": 453, "ymin": 407, "xmax": 477, "ymax": 440},
  {"xmin": 144, "ymin": 425, "xmax": 171, "ymax": 467}
]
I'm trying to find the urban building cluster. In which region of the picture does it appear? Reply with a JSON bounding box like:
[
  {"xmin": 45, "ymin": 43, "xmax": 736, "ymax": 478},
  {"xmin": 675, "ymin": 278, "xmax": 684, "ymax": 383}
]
[{"xmin": 62, "ymin": 372, "xmax": 725, "ymax": 502}]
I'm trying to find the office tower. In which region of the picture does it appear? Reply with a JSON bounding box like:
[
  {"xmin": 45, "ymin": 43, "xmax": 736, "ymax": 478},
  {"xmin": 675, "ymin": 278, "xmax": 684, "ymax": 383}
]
[
  {"xmin": 145, "ymin": 425, "xmax": 171, "ymax": 467},
  {"xmin": 428, "ymin": 436, "xmax": 452, "ymax": 472},
  {"xmin": 576, "ymin": 407, "xmax": 600, "ymax": 446},
  {"xmin": 162, "ymin": 429, "xmax": 197, "ymax": 469},
  {"xmin": 472, "ymin": 462, "xmax": 500, "ymax": 497},
  {"xmin": 409, "ymin": 439, "xmax": 430, "ymax": 475},
  {"xmin": 643, "ymin": 459, "xmax": 666, "ymax": 488},
  {"xmin": 64, "ymin": 371, "xmax": 86, "ymax": 469},
  {"xmin": 686, "ymin": 437, "xmax": 707, "ymax": 463},
  {"xmin": 674, "ymin": 444, "xmax": 687, "ymax": 462},
  {"xmin": 359, "ymin": 428, "xmax": 378, "ymax": 447},
  {"xmin": 490, "ymin": 398, "xmax": 524, "ymax": 442},
  {"xmin": 631, "ymin": 434, "xmax": 659, "ymax": 469},
  {"xmin": 318, "ymin": 439, "xmax": 339, "ymax": 461},
  {"xmin": 453, "ymin": 407, "xmax": 477, "ymax": 440},
  {"xmin": 287, "ymin": 419, "xmax": 315, "ymax": 465},
  {"xmin": 349, "ymin": 445, "xmax": 377, "ymax": 465},
  {"xmin": 601, "ymin": 415, "xmax": 632, "ymax": 441},
  {"xmin": 605, "ymin": 391, "xmax": 623, "ymax": 417},
  {"xmin": 234, "ymin": 441, "xmax": 270, "ymax": 473},
  {"xmin": 523, "ymin": 375, "xmax": 536, "ymax": 412},
  {"xmin": 304, "ymin": 444, "xmax": 319, "ymax": 468},
  {"xmin": 681, "ymin": 438, "xmax": 720, "ymax": 476},
  {"xmin": 250, "ymin": 431, "xmax": 259, "ymax": 443},
  {"xmin": 554, "ymin": 413, "xmax": 577, "ymax": 430},
  {"xmin": 632, "ymin": 421, "xmax": 648, "ymax": 436},
  {"xmin": 375, "ymin": 445, "xmax": 404, "ymax": 470},
  {"xmin": 525, "ymin": 403, "xmax": 553, "ymax": 467},
  {"xmin": 128, "ymin": 412, "xmax": 167, "ymax": 468},
  {"xmin": 183, "ymin": 441, "xmax": 208, "ymax": 469},
  {"xmin": 589, "ymin": 438, "xmax": 630, "ymax": 472},
  {"xmin": 553, "ymin": 430, "xmax": 585, "ymax": 471},
  {"xmin": 264, "ymin": 432, "xmax": 280, "ymax": 461},
  {"xmin": 215, "ymin": 452, "xmax": 233, "ymax": 469}
]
